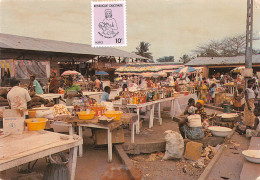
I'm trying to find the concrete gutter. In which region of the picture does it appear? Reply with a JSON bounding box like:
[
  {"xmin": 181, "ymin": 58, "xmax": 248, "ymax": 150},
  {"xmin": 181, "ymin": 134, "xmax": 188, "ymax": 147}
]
[
  {"xmin": 114, "ymin": 145, "xmax": 142, "ymax": 180},
  {"xmin": 198, "ymin": 126, "xmax": 237, "ymax": 180}
]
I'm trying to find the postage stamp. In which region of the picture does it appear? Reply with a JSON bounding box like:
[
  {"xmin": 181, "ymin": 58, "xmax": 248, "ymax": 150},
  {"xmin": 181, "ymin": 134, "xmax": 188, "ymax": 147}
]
[{"xmin": 91, "ymin": 1, "xmax": 126, "ymax": 47}]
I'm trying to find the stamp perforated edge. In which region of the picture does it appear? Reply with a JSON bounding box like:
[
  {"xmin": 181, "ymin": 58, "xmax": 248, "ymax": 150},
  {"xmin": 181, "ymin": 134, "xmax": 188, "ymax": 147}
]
[{"xmin": 91, "ymin": 1, "xmax": 127, "ymax": 47}]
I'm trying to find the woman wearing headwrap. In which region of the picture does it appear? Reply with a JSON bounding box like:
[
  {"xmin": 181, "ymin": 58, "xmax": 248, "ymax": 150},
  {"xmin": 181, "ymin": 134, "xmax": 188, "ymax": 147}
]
[{"xmin": 179, "ymin": 106, "xmax": 204, "ymax": 140}]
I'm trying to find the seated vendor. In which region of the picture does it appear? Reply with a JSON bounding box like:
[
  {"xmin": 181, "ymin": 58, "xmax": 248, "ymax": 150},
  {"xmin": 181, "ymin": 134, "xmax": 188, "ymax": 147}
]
[
  {"xmin": 99, "ymin": 86, "xmax": 112, "ymax": 103},
  {"xmin": 195, "ymin": 100, "xmax": 207, "ymax": 121},
  {"xmin": 179, "ymin": 106, "xmax": 204, "ymax": 140},
  {"xmin": 184, "ymin": 98, "xmax": 195, "ymax": 115},
  {"xmin": 64, "ymin": 76, "xmax": 82, "ymax": 106}
]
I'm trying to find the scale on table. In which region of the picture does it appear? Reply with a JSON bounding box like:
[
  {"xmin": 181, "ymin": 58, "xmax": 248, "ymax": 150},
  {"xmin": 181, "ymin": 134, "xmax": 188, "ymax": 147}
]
[{"xmin": 3, "ymin": 109, "xmax": 25, "ymax": 135}]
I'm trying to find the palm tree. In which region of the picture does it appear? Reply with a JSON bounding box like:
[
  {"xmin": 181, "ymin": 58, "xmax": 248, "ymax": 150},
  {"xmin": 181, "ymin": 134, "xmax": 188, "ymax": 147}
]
[
  {"xmin": 135, "ymin": 41, "xmax": 153, "ymax": 60},
  {"xmin": 180, "ymin": 54, "xmax": 191, "ymax": 64}
]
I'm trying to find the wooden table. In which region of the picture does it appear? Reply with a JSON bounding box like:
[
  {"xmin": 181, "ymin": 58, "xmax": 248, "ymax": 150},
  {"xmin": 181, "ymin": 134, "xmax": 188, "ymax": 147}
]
[
  {"xmin": 82, "ymin": 91, "xmax": 103, "ymax": 97},
  {"xmin": 240, "ymin": 137, "xmax": 260, "ymax": 180},
  {"xmin": 53, "ymin": 113, "xmax": 138, "ymax": 162},
  {"xmin": 38, "ymin": 93, "xmax": 63, "ymax": 99},
  {"xmin": 0, "ymin": 131, "xmax": 83, "ymax": 180}
]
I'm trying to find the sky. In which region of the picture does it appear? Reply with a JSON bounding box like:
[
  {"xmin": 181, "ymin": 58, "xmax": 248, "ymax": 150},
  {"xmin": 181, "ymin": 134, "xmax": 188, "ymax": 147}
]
[{"xmin": 0, "ymin": 0, "xmax": 260, "ymax": 61}]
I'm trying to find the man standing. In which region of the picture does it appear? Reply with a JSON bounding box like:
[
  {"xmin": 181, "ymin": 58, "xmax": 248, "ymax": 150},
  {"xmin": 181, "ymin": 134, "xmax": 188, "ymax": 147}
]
[
  {"xmin": 7, "ymin": 78, "xmax": 31, "ymax": 110},
  {"xmin": 29, "ymin": 75, "xmax": 43, "ymax": 94},
  {"xmin": 94, "ymin": 77, "xmax": 101, "ymax": 91},
  {"xmin": 49, "ymin": 72, "xmax": 60, "ymax": 93}
]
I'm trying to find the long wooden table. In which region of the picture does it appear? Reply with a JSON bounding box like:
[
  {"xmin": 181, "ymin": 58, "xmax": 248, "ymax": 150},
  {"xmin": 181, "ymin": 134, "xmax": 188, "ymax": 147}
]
[
  {"xmin": 0, "ymin": 131, "xmax": 83, "ymax": 180},
  {"xmin": 53, "ymin": 113, "xmax": 138, "ymax": 162},
  {"xmin": 114, "ymin": 97, "xmax": 175, "ymax": 134}
]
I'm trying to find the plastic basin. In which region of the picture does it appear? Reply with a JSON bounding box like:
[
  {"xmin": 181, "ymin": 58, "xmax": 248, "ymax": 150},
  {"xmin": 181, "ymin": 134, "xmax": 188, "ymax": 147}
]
[
  {"xmin": 208, "ymin": 126, "xmax": 232, "ymax": 137},
  {"xmin": 77, "ymin": 111, "xmax": 95, "ymax": 120},
  {"xmin": 242, "ymin": 150, "xmax": 260, "ymax": 163},
  {"xmin": 104, "ymin": 111, "xmax": 123, "ymax": 121},
  {"xmin": 25, "ymin": 118, "xmax": 48, "ymax": 131}
]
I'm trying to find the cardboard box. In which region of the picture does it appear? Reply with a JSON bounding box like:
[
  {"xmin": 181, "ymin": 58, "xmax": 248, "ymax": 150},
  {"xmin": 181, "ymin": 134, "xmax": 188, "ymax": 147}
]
[
  {"xmin": 3, "ymin": 109, "xmax": 25, "ymax": 135},
  {"xmin": 184, "ymin": 141, "xmax": 203, "ymax": 161},
  {"xmin": 93, "ymin": 127, "xmax": 124, "ymax": 145}
]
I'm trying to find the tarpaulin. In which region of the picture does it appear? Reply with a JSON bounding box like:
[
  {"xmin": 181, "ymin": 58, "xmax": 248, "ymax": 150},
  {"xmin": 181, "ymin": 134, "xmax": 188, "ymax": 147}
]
[{"xmin": 0, "ymin": 59, "xmax": 50, "ymax": 79}]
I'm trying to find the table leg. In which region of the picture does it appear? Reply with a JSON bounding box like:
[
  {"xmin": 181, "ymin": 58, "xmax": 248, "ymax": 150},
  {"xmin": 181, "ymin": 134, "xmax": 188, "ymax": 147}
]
[
  {"xmin": 107, "ymin": 129, "xmax": 112, "ymax": 162},
  {"xmin": 136, "ymin": 107, "xmax": 140, "ymax": 134},
  {"xmin": 78, "ymin": 126, "xmax": 83, "ymax": 157},
  {"xmin": 149, "ymin": 104, "xmax": 154, "ymax": 128},
  {"xmin": 131, "ymin": 123, "xmax": 135, "ymax": 143},
  {"xmin": 68, "ymin": 146, "xmax": 78, "ymax": 180},
  {"xmin": 158, "ymin": 102, "xmax": 162, "ymax": 125},
  {"xmin": 170, "ymin": 99, "xmax": 174, "ymax": 119},
  {"xmin": 69, "ymin": 125, "xmax": 74, "ymax": 135}
]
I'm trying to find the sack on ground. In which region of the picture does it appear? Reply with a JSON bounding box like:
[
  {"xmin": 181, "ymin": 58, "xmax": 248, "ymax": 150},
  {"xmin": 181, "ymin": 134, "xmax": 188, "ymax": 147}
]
[{"xmin": 163, "ymin": 130, "xmax": 184, "ymax": 160}]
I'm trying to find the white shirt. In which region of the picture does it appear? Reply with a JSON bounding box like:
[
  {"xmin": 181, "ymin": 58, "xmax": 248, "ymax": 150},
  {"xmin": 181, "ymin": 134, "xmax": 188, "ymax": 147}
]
[
  {"xmin": 246, "ymin": 88, "xmax": 255, "ymax": 99},
  {"xmin": 187, "ymin": 114, "xmax": 202, "ymax": 127},
  {"xmin": 7, "ymin": 86, "xmax": 31, "ymax": 109}
]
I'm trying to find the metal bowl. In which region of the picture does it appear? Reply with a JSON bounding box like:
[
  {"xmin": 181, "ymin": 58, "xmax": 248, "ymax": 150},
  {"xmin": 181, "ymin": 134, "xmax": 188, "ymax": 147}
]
[
  {"xmin": 208, "ymin": 126, "xmax": 232, "ymax": 137},
  {"xmin": 242, "ymin": 150, "xmax": 260, "ymax": 164}
]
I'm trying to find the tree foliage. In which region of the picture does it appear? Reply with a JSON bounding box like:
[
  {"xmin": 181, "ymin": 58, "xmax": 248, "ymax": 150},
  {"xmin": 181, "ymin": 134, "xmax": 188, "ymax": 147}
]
[
  {"xmin": 157, "ymin": 56, "xmax": 175, "ymax": 62},
  {"xmin": 194, "ymin": 34, "xmax": 260, "ymax": 57},
  {"xmin": 135, "ymin": 41, "xmax": 153, "ymax": 60},
  {"xmin": 180, "ymin": 54, "xmax": 191, "ymax": 64}
]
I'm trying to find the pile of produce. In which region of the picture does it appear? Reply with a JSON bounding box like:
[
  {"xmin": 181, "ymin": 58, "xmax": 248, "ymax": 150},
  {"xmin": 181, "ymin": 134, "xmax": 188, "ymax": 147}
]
[
  {"xmin": 53, "ymin": 104, "xmax": 71, "ymax": 117},
  {"xmin": 29, "ymin": 91, "xmax": 54, "ymax": 109},
  {"xmin": 0, "ymin": 89, "xmax": 9, "ymax": 107}
]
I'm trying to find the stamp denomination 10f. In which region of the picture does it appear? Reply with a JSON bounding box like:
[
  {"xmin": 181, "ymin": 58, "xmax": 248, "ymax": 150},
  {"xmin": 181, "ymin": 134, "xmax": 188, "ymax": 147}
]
[{"xmin": 91, "ymin": 1, "xmax": 126, "ymax": 47}]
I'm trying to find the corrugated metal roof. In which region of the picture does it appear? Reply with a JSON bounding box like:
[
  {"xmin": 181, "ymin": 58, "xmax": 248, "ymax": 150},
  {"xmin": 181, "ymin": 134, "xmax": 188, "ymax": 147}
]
[
  {"xmin": 185, "ymin": 55, "xmax": 260, "ymax": 66},
  {"xmin": 0, "ymin": 33, "xmax": 145, "ymax": 59}
]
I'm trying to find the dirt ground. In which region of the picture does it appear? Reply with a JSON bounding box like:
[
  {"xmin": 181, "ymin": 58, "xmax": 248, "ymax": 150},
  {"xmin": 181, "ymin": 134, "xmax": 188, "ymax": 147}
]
[
  {"xmin": 129, "ymin": 153, "xmax": 205, "ymax": 180},
  {"xmin": 124, "ymin": 108, "xmax": 223, "ymax": 180}
]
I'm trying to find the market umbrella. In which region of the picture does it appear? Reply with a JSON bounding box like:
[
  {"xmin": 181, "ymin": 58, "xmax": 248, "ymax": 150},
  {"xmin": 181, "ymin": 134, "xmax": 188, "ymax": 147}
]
[
  {"xmin": 173, "ymin": 66, "xmax": 197, "ymax": 73},
  {"xmin": 142, "ymin": 72, "xmax": 153, "ymax": 77},
  {"xmin": 158, "ymin": 71, "xmax": 167, "ymax": 77},
  {"xmin": 231, "ymin": 66, "xmax": 245, "ymax": 73},
  {"xmin": 61, "ymin": 70, "xmax": 80, "ymax": 76},
  {"xmin": 95, "ymin": 71, "xmax": 109, "ymax": 75}
]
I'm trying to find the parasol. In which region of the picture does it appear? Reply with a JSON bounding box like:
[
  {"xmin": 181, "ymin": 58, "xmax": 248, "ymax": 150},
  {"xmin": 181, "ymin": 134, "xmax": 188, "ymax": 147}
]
[
  {"xmin": 173, "ymin": 66, "xmax": 197, "ymax": 73},
  {"xmin": 61, "ymin": 70, "xmax": 80, "ymax": 76},
  {"xmin": 231, "ymin": 66, "xmax": 245, "ymax": 73},
  {"xmin": 95, "ymin": 71, "xmax": 109, "ymax": 75}
]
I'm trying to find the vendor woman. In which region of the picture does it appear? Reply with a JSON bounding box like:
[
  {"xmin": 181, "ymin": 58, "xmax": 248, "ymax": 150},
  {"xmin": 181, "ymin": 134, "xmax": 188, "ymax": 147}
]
[
  {"xmin": 64, "ymin": 76, "xmax": 82, "ymax": 106},
  {"xmin": 179, "ymin": 106, "xmax": 204, "ymax": 140},
  {"xmin": 243, "ymin": 78, "xmax": 256, "ymax": 128}
]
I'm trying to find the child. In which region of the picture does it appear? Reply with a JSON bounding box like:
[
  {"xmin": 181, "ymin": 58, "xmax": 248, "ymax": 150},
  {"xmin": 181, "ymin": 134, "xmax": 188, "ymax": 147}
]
[{"xmin": 208, "ymin": 83, "xmax": 216, "ymax": 103}]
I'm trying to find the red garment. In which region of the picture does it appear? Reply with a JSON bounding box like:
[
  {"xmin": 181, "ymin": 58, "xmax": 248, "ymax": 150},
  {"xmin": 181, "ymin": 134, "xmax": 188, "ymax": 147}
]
[{"xmin": 49, "ymin": 77, "xmax": 60, "ymax": 93}]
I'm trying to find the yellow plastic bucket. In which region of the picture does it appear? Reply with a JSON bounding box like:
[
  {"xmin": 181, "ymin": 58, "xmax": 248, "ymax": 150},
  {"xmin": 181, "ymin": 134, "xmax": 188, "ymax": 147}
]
[
  {"xmin": 104, "ymin": 111, "xmax": 123, "ymax": 121},
  {"xmin": 77, "ymin": 111, "xmax": 95, "ymax": 120},
  {"xmin": 28, "ymin": 110, "xmax": 36, "ymax": 118},
  {"xmin": 25, "ymin": 118, "xmax": 48, "ymax": 131}
]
